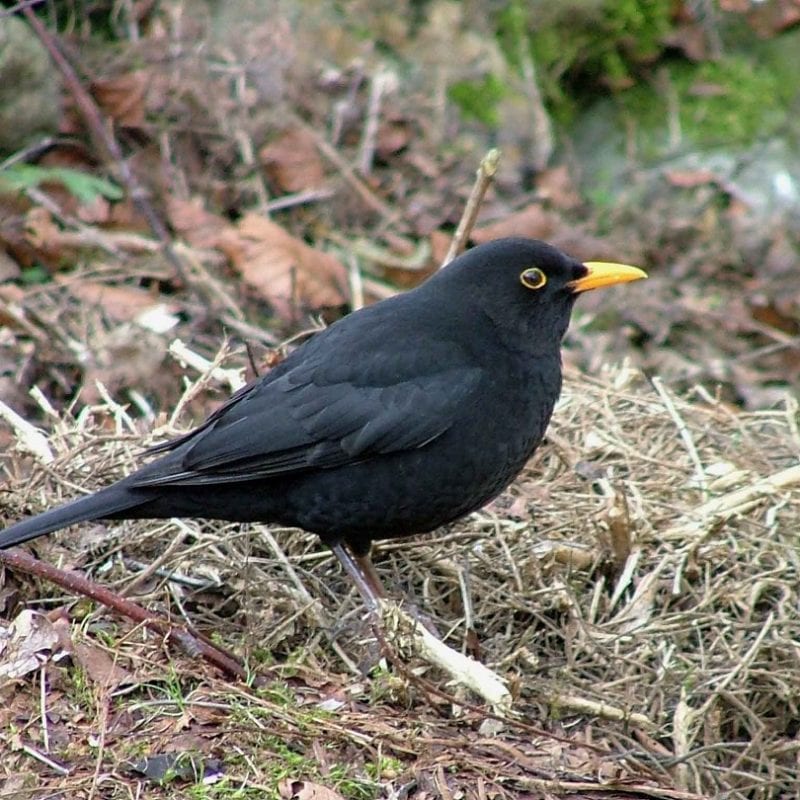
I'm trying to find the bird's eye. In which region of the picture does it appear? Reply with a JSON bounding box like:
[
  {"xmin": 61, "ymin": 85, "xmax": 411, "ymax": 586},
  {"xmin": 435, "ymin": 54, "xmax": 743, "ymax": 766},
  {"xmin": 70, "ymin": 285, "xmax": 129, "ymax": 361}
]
[{"xmin": 520, "ymin": 268, "xmax": 547, "ymax": 290}]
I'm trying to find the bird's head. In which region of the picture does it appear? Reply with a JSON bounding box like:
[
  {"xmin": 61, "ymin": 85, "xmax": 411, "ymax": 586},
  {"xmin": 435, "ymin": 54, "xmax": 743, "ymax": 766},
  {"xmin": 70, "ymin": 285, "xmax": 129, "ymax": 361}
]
[{"xmin": 437, "ymin": 237, "xmax": 647, "ymax": 347}]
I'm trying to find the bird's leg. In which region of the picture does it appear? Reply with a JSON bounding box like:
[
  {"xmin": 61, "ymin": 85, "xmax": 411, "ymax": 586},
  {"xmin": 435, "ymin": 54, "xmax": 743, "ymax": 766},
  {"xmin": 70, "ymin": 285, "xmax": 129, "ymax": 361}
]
[
  {"xmin": 329, "ymin": 541, "xmax": 384, "ymax": 613},
  {"xmin": 358, "ymin": 546, "xmax": 442, "ymax": 637},
  {"xmin": 332, "ymin": 541, "xmax": 442, "ymax": 637},
  {"xmin": 353, "ymin": 551, "xmax": 388, "ymax": 600}
]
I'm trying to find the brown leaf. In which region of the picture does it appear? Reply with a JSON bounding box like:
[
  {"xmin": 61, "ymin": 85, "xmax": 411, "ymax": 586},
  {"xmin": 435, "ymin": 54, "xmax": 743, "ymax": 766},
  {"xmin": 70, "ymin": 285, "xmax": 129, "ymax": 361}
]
[
  {"xmin": 535, "ymin": 166, "xmax": 581, "ymax": 210},
  {"xmin": 279, "ymin": 779, "xmax": 346, "ymax": 800},
  {"xmin": 719, "ymin": 0, "xmax": 750, "ymax": 11},
  {"xmin": 90, "ymin": 71, "xmax": 148, "ymax": 128},
  {"xmin": 738, "ymin": 0, "xmax": 800, "ymax": 36},
  {"xmin": 0, "ymin": 250, "xmax": 21, "ymax": 282},
  {"xmin": 216, "ymin": 214, "xmax": 347, "ymax": 320},
  {"xmin": 749, "ymin": 298, "xmax": 800, "ymax": 335},
  {"xmin": 664, "ymin": 168, "xmax": 718, "ymax": 188},
  {"xmin": 428, "ymin": 230, "xmax": 451, "ymax": 267},
  {"xmin": 73, "ymin": 642, "xmax": 134, "ymax": 690},
  {"xmin": 76, "ymin": 195, "xmax": 112, "ymax": 225},
  {"xmin": 663, "ymin": 22, "xmax": 711, "ymax": 61},
  {"xmin": 376, "ymin": 118, "xmax": 412, "ymax": 160},
  {"xmin": 471, "ymin": 204, "xmax": 557, "ymax": 244},
  {"xmin": 57, "ymin": 277, "xmax": 175, "ymax": 322},
  {"xmin": 260, "ymin": 127, "xmax": 326, "ymax": 193},
  {"xmin": 80, "ymin": 324, "xmax": 168, "ymax": 404},
  {"xmin": 166, "ymin": 196, "xmax": 230, "ymax": 249},
  {"xmin": 551, "ymin": 229, "xmax": 636, "ymax": 263},
  {"xmin": 23, "ymin": 207, "xmax": 77, "ymax": 269},
  {"xmin": 0, "ymin": 610, "xmax": 59, "ymax": 679}
]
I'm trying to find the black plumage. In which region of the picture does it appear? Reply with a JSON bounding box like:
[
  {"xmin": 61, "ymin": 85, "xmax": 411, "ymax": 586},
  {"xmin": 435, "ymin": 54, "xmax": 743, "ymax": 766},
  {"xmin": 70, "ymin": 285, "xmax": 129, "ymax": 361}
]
[{"xmin": 0, "ymin": 238, "xmax": 645, "ymax": 606}]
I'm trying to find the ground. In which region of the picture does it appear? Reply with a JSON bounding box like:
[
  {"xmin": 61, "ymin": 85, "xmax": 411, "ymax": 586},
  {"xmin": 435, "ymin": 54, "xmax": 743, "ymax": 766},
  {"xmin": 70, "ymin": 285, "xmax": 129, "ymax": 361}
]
[{"xmin": 1, "ymin": 3, "xmax": 800, "ymax": 799}]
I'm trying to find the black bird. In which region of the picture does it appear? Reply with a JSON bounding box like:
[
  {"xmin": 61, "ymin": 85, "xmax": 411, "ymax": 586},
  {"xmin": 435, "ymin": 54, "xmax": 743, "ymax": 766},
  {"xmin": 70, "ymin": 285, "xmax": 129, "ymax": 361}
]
[{"xmin": 0, "ymin": 238, "xmax": 645, "ymax": 609}]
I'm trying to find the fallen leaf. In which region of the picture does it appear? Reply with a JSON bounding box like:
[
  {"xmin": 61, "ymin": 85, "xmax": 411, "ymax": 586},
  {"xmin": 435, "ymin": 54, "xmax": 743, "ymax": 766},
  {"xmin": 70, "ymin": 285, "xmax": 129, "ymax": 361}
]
[
  {"xmin": 376, "ymin": 117, "xmax": 413, "ymax": 160},
  {"xmin": 166, "ymin": 196, "xmax": 230, "ymax": 250},
  {"xmin": 0, "ymin": 249, "xmax": 21, "ymax": 282},
  {"xmin": 663, "ymin": 22, "xmax": 711, "ymax": 61},
  {"xmin": 216, "ymin": 213, "xmax": 347, "ymax": 321},
  {"xmin": 90, "ymin": 71, "xmax": 148, "ymax": 128},
  {"xmin": 0, "ymin": 610, "xmax": 59, "ymax": 679},
  {"xmin": 535, "ymin": 165, "xmax": 581, "ymax": 210},
  {"xmin": 76, "ymin": 194, "xmax": 112, "ymax": 225},
  {"xmin": 472, "ymin": 204, "xmax": 557, "ymax": 244},
  {"xmin": 547, "ymin": 229, "xmax": 629, "ymax": 263},
  {"xmin": 749, "ymin": 298, "xmax": 800, "ymax": 335},
  {"xmin": 428, "ymin": 230, "xmax": 451, "ymax": 267},
  {"xmin": 73, "ymin": 642, "xmax": 134, "ymax": 689},
  {"xmin": 719, "ymin": 0, "xmax": 749, "ymax": 11},
  {"xmin": 279, "ymin": 779, "xmax": 346, "ymax": 800},
  {"xmin": 56, "ymin": 277, "xmax": 177, "ymax": 323},
  {"xmin": 80, "ymin": 323, "xmax": 169, "ymax": 404},
  {"xmin": 735, "ymin": 0, "xmax": 800, "ymax": 36},
  {"xmin": 24, "ymin": 207, "xmax": 77, "ymax": 269},
  {"xmin": 664, "ymin": 168, "xmax": 718, "ymax": 189},
  {"xmin": 260, "ymin": 127, "xmax": 326, "ymax": 193}
]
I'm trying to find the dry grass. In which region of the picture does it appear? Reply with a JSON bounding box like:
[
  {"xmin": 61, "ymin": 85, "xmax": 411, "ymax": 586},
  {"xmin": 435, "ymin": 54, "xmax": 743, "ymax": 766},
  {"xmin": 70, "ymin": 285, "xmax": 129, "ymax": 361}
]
[{"xmin": 1, "ymin": 357, "xmax": 799, "ymax": 799}]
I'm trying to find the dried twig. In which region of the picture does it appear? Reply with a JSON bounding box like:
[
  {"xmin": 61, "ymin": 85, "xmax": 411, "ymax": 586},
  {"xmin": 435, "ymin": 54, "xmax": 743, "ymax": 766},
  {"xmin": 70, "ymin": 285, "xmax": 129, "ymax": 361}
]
[
  {"xmin": 0, "ymin": 547, "xmax": 256, "ymax": 683},
  {"xmin": 651, "ymin": 376, "xmax": 707, "ymax": 498},
  {"xmin": 358, "ymin": 68, "xmax": 394, "ymax": 176},
  {"xmin": 442, "ymin": 149, "xmax": 500, "ymax": 266},
  {"xmin": 167, "ymin": 338, "xmax": 246, "ymax": 393},
  {"xmin": 0, "ymin": 400, "xmax": 53, "ymax": 464},
  {"xmin": 21, "ymin": 10, "xmax": 188, "ymax": 284},
  {"xmin": 381, "ymin": 601, "xmax": 512, "ymax": 714},
  {"xmin": 297, "ymin": 118, "xmax": 399, "ymax": 223},
  {"xmin": 663, "ymin": 463, "xmax": 800, "ymax": 542}
]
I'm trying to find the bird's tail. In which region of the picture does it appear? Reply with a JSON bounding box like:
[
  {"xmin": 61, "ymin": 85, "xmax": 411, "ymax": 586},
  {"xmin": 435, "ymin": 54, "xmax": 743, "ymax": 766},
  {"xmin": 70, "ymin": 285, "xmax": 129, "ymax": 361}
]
[{"xmin": 0, "ymin": 484, "xmax": 147, "ymax": 549}]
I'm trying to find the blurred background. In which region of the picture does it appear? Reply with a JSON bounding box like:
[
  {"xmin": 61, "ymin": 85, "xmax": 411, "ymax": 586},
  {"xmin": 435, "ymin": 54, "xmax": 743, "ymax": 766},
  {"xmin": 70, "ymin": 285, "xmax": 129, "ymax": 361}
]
[{"xmin": 0, "ymin": 0, "xmax": 798, "ymax": 423}]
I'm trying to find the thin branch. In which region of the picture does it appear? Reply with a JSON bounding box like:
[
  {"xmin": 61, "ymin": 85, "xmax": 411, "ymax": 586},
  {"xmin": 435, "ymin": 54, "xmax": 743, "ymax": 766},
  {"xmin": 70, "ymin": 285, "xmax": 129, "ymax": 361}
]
[
  {"xmin": 442, "ymin": 149, "xmax": 501, "ymax": 266},
  {"xmin": 0, "ymin": 547, "xmax": 259, "ymax": 684},
  {"xmin": 0, "ymin": 0, "xmax": 44, "ymax": 17},
  {"xmin": 19, "ymin": 9, "xmax": 213, "ymax": 305}
]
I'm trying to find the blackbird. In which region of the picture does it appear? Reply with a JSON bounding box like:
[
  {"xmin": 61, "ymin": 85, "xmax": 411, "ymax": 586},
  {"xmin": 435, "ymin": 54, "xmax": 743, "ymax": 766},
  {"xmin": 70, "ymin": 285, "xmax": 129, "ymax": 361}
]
[{"xmin": 0, "ymin": 238, "xmax": 645, "ymax": 609}]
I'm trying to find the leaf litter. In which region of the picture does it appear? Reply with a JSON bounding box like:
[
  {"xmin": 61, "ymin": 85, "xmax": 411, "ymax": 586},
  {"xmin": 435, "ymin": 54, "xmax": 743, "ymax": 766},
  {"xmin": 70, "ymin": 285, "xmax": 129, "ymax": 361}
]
[
  {"xmin": 1, "ymin": 355, "xmax": 798, "ymax": 798},
  {"xmin": 1, "ymin": 3, "xmax": 800, "ymax": 798}
]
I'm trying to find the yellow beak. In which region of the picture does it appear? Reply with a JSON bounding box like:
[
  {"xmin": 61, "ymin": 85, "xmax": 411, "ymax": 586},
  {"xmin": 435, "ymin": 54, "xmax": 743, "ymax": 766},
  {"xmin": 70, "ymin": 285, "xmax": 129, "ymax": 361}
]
[{"xmin": 569, "ymin": 262, "xmax": 647, "ymax": 293}]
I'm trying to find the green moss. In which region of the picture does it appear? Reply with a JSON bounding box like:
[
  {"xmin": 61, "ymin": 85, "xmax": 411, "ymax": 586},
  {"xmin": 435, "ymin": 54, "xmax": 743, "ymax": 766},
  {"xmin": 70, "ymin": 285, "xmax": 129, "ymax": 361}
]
[
  {"xmin": 619, "ymin": 55, "xmax": 787, "ymax": 151},
  {"xmin": 493, "ymin": 0, "xmax": 674, "ymax": 121},
  {"xmin": 363, "ymin": 755, "xmax": 403, "ymax": 781},
  {"xmin": 447, "ymin": 74, "xmax": 507, "ymax": 128}
]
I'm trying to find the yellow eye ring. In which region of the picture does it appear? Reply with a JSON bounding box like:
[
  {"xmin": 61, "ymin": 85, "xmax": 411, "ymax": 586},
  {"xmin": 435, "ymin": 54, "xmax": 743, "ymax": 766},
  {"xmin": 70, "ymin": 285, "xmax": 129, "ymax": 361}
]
[{"xmin": 520, "ymin": 268, "xmax": 547, "ymax": 290}]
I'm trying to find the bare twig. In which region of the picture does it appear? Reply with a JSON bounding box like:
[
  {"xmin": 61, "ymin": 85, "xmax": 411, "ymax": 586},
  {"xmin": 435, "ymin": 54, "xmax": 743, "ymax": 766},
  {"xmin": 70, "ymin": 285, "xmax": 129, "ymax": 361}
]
[
  {"xmin": 547, "ymin": 691, "xmax": 654, "ymax": 729},
  {"xmin": 517, "ymin": 39, "xmax": 553, "ymax": 171},
  {"xmin": 0, "ymin": 0, "xmax": 44, "ymax": 16},
  {"xmin": 0, "ymin": 399, "xmax": 54, "ymax": 464},
  {"xmin": 21, "ymin": 10, "xmax": 190, "ymax": 285},
  {"xmin": 652, "ymin": 373, "xmax": 708, "ymax": 493},
  {"xmin": 381, "ymin": 601, "xmax": 512, "ymax": 714},
  {"xmin": 442, "ymin": 149, "xmax": 501, "ymax": 266},
  {"xmin": 17, "ymin": 743, "xmax": 70, "ymax": 776},
  {"xmin": 0, "ymin": 547, "xmax": 257, "ymax": 684},
  {"xmin": 297, "ymin": 118, "xmax": 399, "ymax": 224},
  {"xmin": 663, "ymin": 464, "xmax": 800, "ymax": 542},
  {"xmin": 168, "ymin": 338, "xmax": 246, "ymax": 393},
  {"xmin": 358, "ymin": 68, "xmax": 393, "ymax": 176}
]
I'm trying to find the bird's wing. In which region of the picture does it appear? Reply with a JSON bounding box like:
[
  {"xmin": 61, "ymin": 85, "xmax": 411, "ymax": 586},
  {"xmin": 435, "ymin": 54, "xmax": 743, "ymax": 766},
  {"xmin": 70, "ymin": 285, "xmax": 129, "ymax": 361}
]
[{"xmin": 134, "ymin": 332, "xmax": 481, "ymax": 487}]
